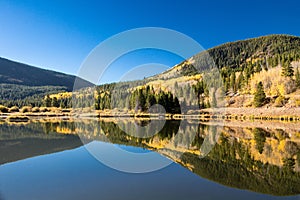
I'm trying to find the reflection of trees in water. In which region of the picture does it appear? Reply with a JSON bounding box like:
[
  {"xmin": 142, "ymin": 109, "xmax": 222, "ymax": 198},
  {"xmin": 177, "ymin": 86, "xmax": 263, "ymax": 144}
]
[
  {"xmin": 252, "ymin": 128, "xmax": 270, "ymax": 154},
  {"xmin": 0, "ymin": 122, "xmax": 82, "ymax": 165},
  {"xmin": 283, "ymin": 157, "xmax": 296, "ymax": 171},
  {"xmin": 63, "ymin": 120, "xmax": 300, "ymax": 168},
  {"xmin": 199, "ymin": 125, "xmax": 221, "ymax": 158},
  {"xmin": 0, "ymin": 122, "xmax": 73, "ymax": 139},
  {"xmin": 181, "ymin": 132, "xmax": 300, "ymax": 196},
  {"xmin": 2, "ymin": 120, "xmax": 300, "ymax": 196},
  {"xmin": 14, "ymin": 120, "xmax": 299, "ymax": 173},
  {"xmin": 171, "ymin": 120, "xmax": 198, "ymax": 148},
  {"xmin": 297, "ymin": 152, "xmax": 300, "ymax": 169},
  {"xmin": 249, "ymin": 127, "xmax": 300, "ymax": 170},
  {"xmin": 191, "ymin": 124, "xmax": 205, "ymax": 148},
  {"xmin": 284, "ymin": 141, "xmax": 299, "ymax": 156}
]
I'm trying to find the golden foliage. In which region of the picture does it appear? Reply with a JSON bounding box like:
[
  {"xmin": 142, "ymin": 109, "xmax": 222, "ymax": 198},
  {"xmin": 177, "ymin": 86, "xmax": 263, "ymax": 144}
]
[
  {"xmin": 49, "ymin": 92, "xmax": 72, "ymax": 99},
  {"xmin": 20, "ymin": 106, "xmax": 32, "ymax": 113},
  {"xmin": 249, "ymin": 67, "xmax": 296, "ymax": 96}
]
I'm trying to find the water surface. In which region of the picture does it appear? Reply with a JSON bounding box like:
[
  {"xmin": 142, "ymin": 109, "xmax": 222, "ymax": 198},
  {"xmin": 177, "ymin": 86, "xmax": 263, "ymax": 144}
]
[{"xmin": 0, "ymin": 119, "xmax": 299, "ymax": 200}]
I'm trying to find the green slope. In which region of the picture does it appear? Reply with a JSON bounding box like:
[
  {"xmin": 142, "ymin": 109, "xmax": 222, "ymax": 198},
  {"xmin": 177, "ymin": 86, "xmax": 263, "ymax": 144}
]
[{"xmin": 157, "ymin": 34, "xmax": 300, "ymax": 78}]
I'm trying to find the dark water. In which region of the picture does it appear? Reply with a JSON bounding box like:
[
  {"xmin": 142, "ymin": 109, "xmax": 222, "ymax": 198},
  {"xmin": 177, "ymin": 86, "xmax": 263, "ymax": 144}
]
[{"xmin": 0, "ymin": 119, "xmax": 299, "ymax": 200}]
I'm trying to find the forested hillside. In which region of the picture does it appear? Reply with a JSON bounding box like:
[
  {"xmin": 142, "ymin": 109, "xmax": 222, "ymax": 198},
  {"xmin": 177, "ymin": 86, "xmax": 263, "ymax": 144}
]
[
  {"xmin": 42, "ymin": 34, "xmax": 300, "ymax": 112},
  {"xmin": 1, "ymin": 34, "xmax": 300, "ymax": 112},
  {"xmin": 0, "ymin": 84, "xmax": 67, "ymax": 107},
  {"xmin": 0, "ymin": 57, "xmax": 92, "ymax": 90},
  {"xmin": 0, "ymin": 57, "xmax": 93, "ymax": 107}
]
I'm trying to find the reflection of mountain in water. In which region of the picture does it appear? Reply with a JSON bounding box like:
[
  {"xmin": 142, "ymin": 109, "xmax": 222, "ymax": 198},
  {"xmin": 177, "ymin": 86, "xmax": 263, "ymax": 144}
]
[
  {"xmin": 0, "ymin": 122, "xmax": 83, "ymax": 165},
  {"xmin": 1, "ymin": 119, "xmax": 300, "ymax": 196}
]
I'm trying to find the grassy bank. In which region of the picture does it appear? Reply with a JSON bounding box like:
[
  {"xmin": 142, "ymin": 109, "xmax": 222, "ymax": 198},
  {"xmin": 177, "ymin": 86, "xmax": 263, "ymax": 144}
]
[{"xmin": 1, "ymin": 106, "xmax": 300, "ymax": 122}]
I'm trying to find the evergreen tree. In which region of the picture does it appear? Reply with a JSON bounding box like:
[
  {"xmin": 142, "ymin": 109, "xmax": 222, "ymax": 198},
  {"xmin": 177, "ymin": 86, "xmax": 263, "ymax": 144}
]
[
  {"xmin": 146, "ymin": 93, "xmax": 156, "ymax": 109},
  {"xmin": 173, "ymin": 97, "xmax": 181, "ymax": 114},
  {"xmin": 230, "ymin": 72, "xmax": 237, "ymax": 93},
  {"xmin": 224, "ymin": 77, "xmax": 230, "ymax": 92},
  {"xmin": 51, "ymin": 97, "xmax": 59, "ymax": 107},
  {"xmin": 295, "ymin": 67, "xmax": 300, "ymax": 88},
  {"xmin": 237, "ymin": 72, "xmax": 244, "ymax": 90},
  {"xmin": 255, "ymin": 63, "xmax": 262, "ymax": 73},
  {"xmin": 95, "ymin": 96, "xmax": 101, "ymax": 110},
  {"xmin": 193, "ymin": 80, "xmax": 205, "ymax": 109},
  {"xmin": 281, "ymin": 63, "xmax": 294, "ymax": 77},
  {"xmin": 253, "ymin": 82, "xmax": 266, "ymax": 107},
  {"xmin": 244, "ymin": 66, "xmax": 251, "ymax": 85},
  {"xmin": 138, "ymin": 89, "xmax": 146, "ymax": 111},
  {"xmin": 211, "ymin": 90, "xmax": 217, "ymax": 108},
  {"xmin": 44, "ymin": 95, "xmax": 52, "ymax": 107}
]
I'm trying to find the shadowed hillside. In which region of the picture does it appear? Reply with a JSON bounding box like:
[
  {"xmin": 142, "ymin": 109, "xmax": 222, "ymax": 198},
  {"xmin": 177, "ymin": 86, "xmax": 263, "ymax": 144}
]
[
  {"xmin": 0, "ymin": 122, "xmax": 83, "ymax": 165},
  {"xmin": 0, "ymin": 57, "xmax": 92, "ymax": 91},
  {"xmin": 0, "ymin": 57, "xmax": 93, "ymax": 107}
]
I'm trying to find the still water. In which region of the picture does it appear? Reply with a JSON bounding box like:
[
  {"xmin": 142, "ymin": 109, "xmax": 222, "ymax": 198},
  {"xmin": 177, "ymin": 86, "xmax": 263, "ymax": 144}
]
[{"xmin": 0, "ymin": 119, "xmax": 299, "ymax": 200}]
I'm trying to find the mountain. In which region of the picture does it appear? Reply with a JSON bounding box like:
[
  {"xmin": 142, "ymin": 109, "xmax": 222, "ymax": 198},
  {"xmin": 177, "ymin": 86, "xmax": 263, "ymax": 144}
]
[
  {"xmin": 0, "ymin": 57, "xmax": 93, "ymax": 107},
  {"xmin": 205, "ymin": 34, "xmax": 300, "ymax": 68},
  {"xmin": 2, "ymin": 34, "xmax": 300, "ymax": 109},
  {"xmin": 152, "ymin": 34, "xmax": 300, "ymax": 79},
  {"xmin": 88, "ymin": 34, "xmax": 300, "ymax": 111},
  {"xmin": 0, "ymin": 57, "xmax": 92, "ymax": 91}
]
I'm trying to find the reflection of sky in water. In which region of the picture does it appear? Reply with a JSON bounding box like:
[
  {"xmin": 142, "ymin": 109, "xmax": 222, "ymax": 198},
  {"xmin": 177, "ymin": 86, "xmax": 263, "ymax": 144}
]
[
  {"xmin": 116, "ymin": 144, "xmax": 151, "ymax": 154},
  {"xmin": 86, "ymin": 141, "xmax": 173, "ymax": 173},
  {"xmin": 0, "ymin": 143, "xmax": 299, "ymax": 200}
]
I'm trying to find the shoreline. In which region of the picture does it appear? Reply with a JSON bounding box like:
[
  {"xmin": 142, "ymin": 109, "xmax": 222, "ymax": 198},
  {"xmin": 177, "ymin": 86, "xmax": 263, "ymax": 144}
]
[{"xmin": 1, "ymin": 106, "xmax": 300, "ymax": 122}]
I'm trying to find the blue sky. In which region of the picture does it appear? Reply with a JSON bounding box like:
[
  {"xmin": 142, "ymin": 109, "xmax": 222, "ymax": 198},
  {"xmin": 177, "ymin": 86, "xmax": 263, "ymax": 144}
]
[{"xmin": 0, "ymin": 0, "xmax": 299, "ymax": 83}]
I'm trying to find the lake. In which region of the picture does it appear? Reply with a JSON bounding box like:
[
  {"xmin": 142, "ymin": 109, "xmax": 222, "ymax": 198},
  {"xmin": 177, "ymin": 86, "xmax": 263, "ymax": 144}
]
[{"xmin": 0, "ymin": 119, "xmax": 300, "ymax": 200}]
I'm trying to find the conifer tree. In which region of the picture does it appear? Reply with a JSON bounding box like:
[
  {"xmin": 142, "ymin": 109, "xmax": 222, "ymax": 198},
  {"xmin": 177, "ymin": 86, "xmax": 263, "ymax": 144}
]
[
  {"xmin": 230, "ymin": 72, "xmax": 236, "ymax": 93},
  {"xmin": 211, "ymin": 90, "xmax": 217, "ymax": 108},
  {"xmin": 281, "ymin": 63, "xmax": 294, "ymax": 77},
  {"xmin": 295, "ymin": 67, "xmax": 300, "ymax": 88},
  {"xmin": 237, "ymin": 72, "xmax": 244, "ymax": 90},
  {"xmin": 44, "ymin": 95, "xmax": 52, "ymax": 107},
  {"xmin": 253, "ymin": 82, "xmax": 266, "ymax": 107},
  {"xmin": 51, "ymin": 97, "xmax": 59, "ymax": 107}
]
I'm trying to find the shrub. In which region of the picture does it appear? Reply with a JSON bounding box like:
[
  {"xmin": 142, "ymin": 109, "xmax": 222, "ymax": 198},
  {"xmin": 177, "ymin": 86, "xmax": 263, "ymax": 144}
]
[
  {"xmin": 0, "ymin": 105, "xmax": 9, "ymax": 113},
  {"xmin": 9, "ymin": 106, "xmax": 19, "ymax": 112},
  {"xmin": 39, "ymin": 107, "xmax": 49, "ymax": 112},
  {"xmin": 20, "ymin": 106, "xmax": 32, "ymax": 113},
  {"xmin": 49, "ymin": 107, "xmax": 61, "ymax": 113},
  {"xmin": 295, "ymin": 99, "xmax": 300, "ymax": 107},
  {"xmin": 32, "ymin": 107, "xmax": 40, "ymax": 113},
  {"xmin": 274, "ymin": 95, "xmax": 287, "ymax": 107}
]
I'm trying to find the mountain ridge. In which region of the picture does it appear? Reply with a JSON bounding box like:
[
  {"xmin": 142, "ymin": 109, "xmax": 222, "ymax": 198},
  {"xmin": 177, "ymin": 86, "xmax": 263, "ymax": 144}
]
[
  {"xmin": 0, "ymin": 57, "xmax": 92, "ymax": 91},
  {"xmin": 1, "ymin": 34, "xmax": 300, "ymax": 109}
]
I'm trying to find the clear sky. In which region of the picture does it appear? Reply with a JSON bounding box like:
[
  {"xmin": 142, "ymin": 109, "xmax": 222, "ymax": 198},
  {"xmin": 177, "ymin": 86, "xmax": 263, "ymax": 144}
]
[{"xmin": 0, "ymin": 0, "xmax": 299, "ymax": 82}]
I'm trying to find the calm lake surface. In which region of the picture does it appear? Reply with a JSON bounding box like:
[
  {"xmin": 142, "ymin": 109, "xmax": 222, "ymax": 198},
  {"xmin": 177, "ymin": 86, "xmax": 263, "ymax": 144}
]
[{"xmin": 0, "ymin": 119, "xmax": 300, "ymax": 200}]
